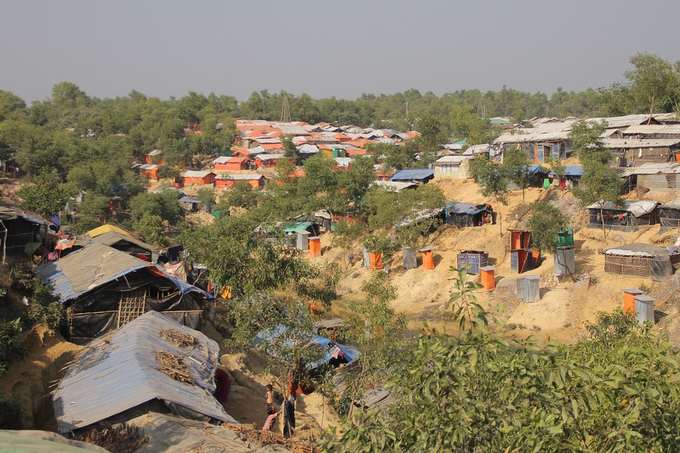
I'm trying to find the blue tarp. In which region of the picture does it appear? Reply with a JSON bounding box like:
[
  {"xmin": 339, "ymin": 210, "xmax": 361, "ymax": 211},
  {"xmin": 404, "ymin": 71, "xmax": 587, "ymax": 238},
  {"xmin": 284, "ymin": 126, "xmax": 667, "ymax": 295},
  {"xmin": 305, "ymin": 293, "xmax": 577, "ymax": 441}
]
[
  {"xmin": 390, "ymin": 169, "xmax": 434, "ymax": 182},
  {"xmin": 526, "ymin": 165, "xmax": 548, "ymax": 175},
  {"xmin": 254, "ymin": 324, "xmax": 360, "ymax": 370},
  {"xmin": 563, "ymin": 165, "xmax": 583, "ymax": 177}
]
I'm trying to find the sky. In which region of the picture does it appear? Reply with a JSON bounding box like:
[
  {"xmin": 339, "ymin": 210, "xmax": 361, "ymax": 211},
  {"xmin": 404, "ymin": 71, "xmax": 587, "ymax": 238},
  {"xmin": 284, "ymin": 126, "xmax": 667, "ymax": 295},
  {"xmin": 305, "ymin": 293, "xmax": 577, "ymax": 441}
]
[{"xmin": 1, "ymin": 0, "xmax": 680, "ymax": 102}]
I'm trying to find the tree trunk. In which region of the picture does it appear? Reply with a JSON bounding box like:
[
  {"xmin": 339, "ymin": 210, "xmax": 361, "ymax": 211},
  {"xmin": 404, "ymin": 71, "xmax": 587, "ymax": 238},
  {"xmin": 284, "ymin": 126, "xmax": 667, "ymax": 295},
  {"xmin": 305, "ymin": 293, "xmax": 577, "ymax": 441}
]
[{"xmin": 600, "ymin": 207, "xmax": 607, "ymax": 241}]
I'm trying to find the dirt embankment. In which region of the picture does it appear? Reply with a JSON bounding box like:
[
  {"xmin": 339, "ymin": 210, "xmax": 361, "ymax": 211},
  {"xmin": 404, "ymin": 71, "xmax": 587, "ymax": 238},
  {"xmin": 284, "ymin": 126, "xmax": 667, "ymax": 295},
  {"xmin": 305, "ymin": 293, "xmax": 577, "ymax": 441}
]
[{"xmin": 0, "ymin": 324, "xmax": 82, "ymax": 430}]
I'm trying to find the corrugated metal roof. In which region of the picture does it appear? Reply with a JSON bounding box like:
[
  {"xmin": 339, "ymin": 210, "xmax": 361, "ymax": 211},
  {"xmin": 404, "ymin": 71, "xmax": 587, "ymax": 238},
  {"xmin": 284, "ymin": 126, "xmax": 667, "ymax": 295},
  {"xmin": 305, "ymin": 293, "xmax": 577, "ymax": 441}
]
[
  {"xmin": 87, "ymin": 231, "xmax": 157, "ymax": 253},
  {"xmin": 216, "ymin": 173, "xmax": 263, "ymax": 181},
  {"xmin": 586, "ymin": 200, "xmax": 658, "ymax": 217},
  {"xmin": 601, "ymin": 138, "xmax": 680, "ymax": 149},
  {"xmin": 623, "ymin": 124, "xmax": 680, "ymax": 135},
  {"xmin": 53, "ymin": 311, "xmax": 236, "ymax": 433},
  {"xmin": 0, "ymin": 205, "xmax": 50, "ymax": 224},
  {"xmin": 255, "ymin": 153, "xmax": 285, "ymax": 161},
  {"xmin": 621, "ymin": 163, "xmax": 680, "ymax": 176},
  {"xmin": 390, "ymin": 169, "xmax": 434, "ymax": 181},
  {"xmin": 181, "ymin": 170, "xmax": 214, "ymax": 178},
  {"xmin": 371, "ymin": 180, "xmax": 417, "ymax": 192},
  {"xmin": 37, "ymin": 244, "xmax": 152, "ymax": 303}
]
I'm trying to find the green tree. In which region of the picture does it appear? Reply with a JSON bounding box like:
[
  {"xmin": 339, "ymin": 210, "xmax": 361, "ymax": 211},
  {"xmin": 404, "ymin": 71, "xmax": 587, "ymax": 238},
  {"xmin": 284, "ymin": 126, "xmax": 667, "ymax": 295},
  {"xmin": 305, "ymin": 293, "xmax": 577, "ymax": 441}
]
[
  {"xmin": 223, "ymin": 182, "xmax": 260, "ymax": 210},
  {"xmin": 196, "ymin": 187, "xmax": 215, "ymax": 212},
  {"xmin": 502, "ymin": 147, "xmax": 530, "ymax": 201},
  {"xmin": 17, "ymin": 170, "xmax": 70, "ymax": 216},
  {"xmin": 626, "ymin": 53, "xmax": 680, "ymax": 113},
  {"xmin": 446, "ymin": 266, "xmax": 487, "ymax": 331},
  {"xmin": 0, "ymin": 90, "xmax": 26, "ymax": 121},
  {"xmin": 282, "ymin": 136, "xmax": 299, "ymax": 163},
  {"xmin": 133, "ymin": 213, "xmax": 166, "ymax": 245},
  {"xmin": 528, "ymin": 202, "xmax": 567, "ymax": 253},
  {"xmin": 129, "ymin": 191, "xmax": 183, "ymax": 225}
]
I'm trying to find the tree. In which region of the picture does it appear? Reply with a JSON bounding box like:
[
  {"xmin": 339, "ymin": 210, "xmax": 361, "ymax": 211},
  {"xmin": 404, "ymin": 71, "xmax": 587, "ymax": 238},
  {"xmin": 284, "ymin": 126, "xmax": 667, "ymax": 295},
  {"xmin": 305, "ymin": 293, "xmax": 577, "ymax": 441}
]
[
  {"xmin": 528, "ymin": 202, "xmax": 567, "ymax": 253},
  {"xmin": 469, "ymin": 156, "xmax": 508, "ymax": 204},
  {"xmin": 223, "ymin": 182, "xmax": 260, "ymax": 210},
  {"xmin": 570, "ymin": 120, "xmax": 621, "ymax": 238},
  {"xmin": 180, "ymin": 216, "xmax": 312, "ymax": 297},
  {"xmin": 502, "ymin": 147, "xmax": 530, "ymax": 201},
  {"xmin": 446, "ymin": 266, "xmax": 487, "ymax": 331},
  {"xmin": 324, "ymin": 313, "xmax": 680, "ymax": 451},
  {"xmin": 71, "ymin": 193, "xmax": 110, "ymax": 233},
  {"xmin": 0, "ymin": 90, "xmax": 26, "ymax": 121},
  {"xmin": 282, "ymin": 137, "xmax": 299, "ymax": 163},
  {"xmin": 196, "ymin": 187, "xmax": 215, "ymax": 212},
  {"xmin": 626, "ymin": 53, "xmax": 680, "ymax": 114},
  {"xmin": 17, "ymin": 170, "xmax": 70, "ymax": 217},
  {"xmin": 133, "ymin": 213, "xmax": 165, "ymax": 245},
  {"xmin": 450, "ymin": 103, "xmax": 495, "ymax": 145},
  {"xmin": 128, "ymin": 191, "xmax": 183, "ymax": 225}
]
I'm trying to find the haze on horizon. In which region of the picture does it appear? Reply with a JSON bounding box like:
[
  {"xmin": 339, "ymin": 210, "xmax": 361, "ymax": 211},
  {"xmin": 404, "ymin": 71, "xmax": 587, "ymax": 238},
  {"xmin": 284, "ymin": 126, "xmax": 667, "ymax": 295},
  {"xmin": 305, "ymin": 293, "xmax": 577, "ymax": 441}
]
[{"xmin": 2, "ymin": 0, "xmax": 680, "ymax": 102}]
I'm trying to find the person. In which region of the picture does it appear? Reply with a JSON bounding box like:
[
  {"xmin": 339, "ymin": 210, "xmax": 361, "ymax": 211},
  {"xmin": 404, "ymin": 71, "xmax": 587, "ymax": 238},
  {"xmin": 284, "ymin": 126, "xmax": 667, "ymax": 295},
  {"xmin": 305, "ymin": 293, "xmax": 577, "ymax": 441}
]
[
  {"xmin": 265, "ymin": 384, "xmax": 275, "ymax": 415},
  {"xmin": 281, "ymin": 394, "xmax": 296, "ymax": 438}
]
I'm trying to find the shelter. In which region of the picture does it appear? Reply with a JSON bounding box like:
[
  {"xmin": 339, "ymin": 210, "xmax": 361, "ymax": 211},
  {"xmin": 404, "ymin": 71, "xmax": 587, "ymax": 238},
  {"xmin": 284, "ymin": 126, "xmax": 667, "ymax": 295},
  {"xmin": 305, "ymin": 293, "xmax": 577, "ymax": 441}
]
[
  {"xmin": 86, "ymin": 223, "xmax": 134, "ymax": 239},
  {"xmin": 212, "ymin": 156, "xmax": 250, "ymax": 172},
  {"xmin": 180, "ymin": 170, "xmax": 215, "ymax": 186},
  {"xmin": 53, "ymin": 311, "xmax": 236, "ymax": 433},
  {"xmin": 443, "ymin": 203, "xmax": 495, "ymax": 227},
  {"xmin": 603, "ymin": 244, "xmax": 680, "ymax": 278},
  {"xmin": 433, "ymin": 155, "xmax": 473, "ymax": 179},
  {"xmin": 621, "ymin": 163, "xmax": 680, "ymax": 192},
  {"xmin": 139, "ymin": 163, "xmax": 160, "ymax": 180},
  {"xmin": 659, "ymin": 201, "xmax": 680, "ymax": 229},
  {"xmin": 178, "ymin": 195, "xmax": 203, "ymax": 212},
  {"xmin": 371, "ymin": 180, "xmax": 417, "ymax": 192},
  {"xmin": 602, "ymin": 138, "xmax": 680, "ymax": 167},
  {"xmin": 586, "ymin": 200, "xmax": 659, "ymax": 230},
  {"xmin": 390, "ymin": 169, "xmax": 434, "ymax": 184},
  {"xmin": 0, "ymin": 205, "xmax": 50, "ymax": 264},
  {"xmin": 284, "ymin": 221, "xmax": 320, "ymax": 237},
  {"xmin": 551, "ymin": 165, "xmax": 583, "ymax": 188},
  {"xmin": 214, "ymin": 173, "xmax": 265, "ymax": 190},
  {"xmin": 255, "ymin": 153, "xmax": 286, "ymax": 168},
  {"xmin": 37, "ymin": 243, "xmax": 211, "ymax": 343},
  {"xmin": 144, "ymin": 149, "xmax": 163, "ymax": 164},
  {"xmin": 83, "ymin": 231, "xmax": 157, "ymax": 262},
  {"xmin": 494, "ymin": 120, "xmax": 573, "ymax": 163}
]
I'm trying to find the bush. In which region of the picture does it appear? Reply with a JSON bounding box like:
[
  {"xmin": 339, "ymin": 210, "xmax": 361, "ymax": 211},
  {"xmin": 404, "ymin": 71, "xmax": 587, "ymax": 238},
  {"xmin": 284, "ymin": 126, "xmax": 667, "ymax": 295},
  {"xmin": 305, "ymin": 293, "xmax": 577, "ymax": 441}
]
[{"xmin": 0, "ymin": 318, "xmax": 24, "ymax": 376}]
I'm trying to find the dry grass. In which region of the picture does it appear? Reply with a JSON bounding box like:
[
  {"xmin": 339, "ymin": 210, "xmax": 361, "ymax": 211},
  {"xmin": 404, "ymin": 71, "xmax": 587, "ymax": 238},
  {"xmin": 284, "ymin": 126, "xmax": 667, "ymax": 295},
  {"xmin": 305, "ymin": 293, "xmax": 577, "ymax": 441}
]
[
  {"xmin": 155, "ymin": 351, "xmax": 193, "ymax": 384},
  {"xmin": 160, "ymin": 329, "xmax": 198, "ymax": 348}
]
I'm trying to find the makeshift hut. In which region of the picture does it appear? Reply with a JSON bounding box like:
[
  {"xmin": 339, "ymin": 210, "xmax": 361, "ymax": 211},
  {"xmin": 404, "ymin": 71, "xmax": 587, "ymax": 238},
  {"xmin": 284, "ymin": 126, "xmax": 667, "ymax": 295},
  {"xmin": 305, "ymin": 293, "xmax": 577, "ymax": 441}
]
[
  {"xmin": 81, "ymin": 231, "xmax": 157, "ymax": 262},
  {"xmin": 603, "ymin": 244, "xmax": 680, "ymax": 278},
  {"xmin": 212, "ymin": 156, "xmax": 250, "ymax": 172},
  {"xmin": 37, "ymin": 243, "xmax": 212, "ymax": 343},
  {"xmin": 433, "ymin": 155, "xmax": 473, "ymax": 179},
  {"xmin": 214, "ymin": 173, "xmax": 265, "ymax": 190},
  {"xmin": 659, "ymin": 201, "xmax": 680, "ymax": 229},
  {"xmin": 551, "ymin": 165, "xmax": 583, "ymax": 189},
  {"xmin": 139, "ymin": 163, "xmax": 160, "ymax": 181},
  {"xmin": 53, "ymin": 311, "xmax": 236, "ymax": 434},
  {"xmin": 0, "ymin": 205, "xmax": 51, "ymax": 264},
  {"xmin": 586, "ymin": 200, "xmax": 659, "ymax": 230},
  {"xmin": 443, "ymin": 203, "xmax": 495, "ymax": 227},
  {"xmin": 180, "ymin": 170, "xmax": 215, "ymax": 187},
  {"xmin": 621, "ymin": 163, "xmax": 680, "ymax": 192},
  {"xmin": 602, "ymin": 138, "xmax": 680, "ymax": 167},
  {"xmin": 144, "ymin": 149, "xmax": 163, "ymax": 164},
  {"xmin": 255, "ymin": 153, "xmax": 286, "ymax": 168},
  {"xmin": 284, "ymin": 221, "xmax": 320, "ymax": 238},
  {"xmin": 178, "ymin": 195, "xmax": 203, "ymax": 212},
  {"xmin": 390, "ymin": 169, "xmax": 434, "ymax": 184},
  {"xmin": 371, "ymin": 180, "xmax": 418, "ymax": 192},
  {"xmin": 456, "ymin": 250, "xmax": 489, "ymax": 274}
]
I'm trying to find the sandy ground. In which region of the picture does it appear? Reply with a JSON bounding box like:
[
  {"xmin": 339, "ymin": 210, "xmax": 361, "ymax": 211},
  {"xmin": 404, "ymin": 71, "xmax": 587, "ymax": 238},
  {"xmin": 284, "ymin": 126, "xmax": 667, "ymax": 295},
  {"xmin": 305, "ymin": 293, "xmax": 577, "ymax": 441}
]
[
  {"xmin": 316, "ymin": 178, "xmax": 680, "ymax": 344},
  {"xmin": 220, "ymin": 351, "xmax": 341, "ymax": 440}
]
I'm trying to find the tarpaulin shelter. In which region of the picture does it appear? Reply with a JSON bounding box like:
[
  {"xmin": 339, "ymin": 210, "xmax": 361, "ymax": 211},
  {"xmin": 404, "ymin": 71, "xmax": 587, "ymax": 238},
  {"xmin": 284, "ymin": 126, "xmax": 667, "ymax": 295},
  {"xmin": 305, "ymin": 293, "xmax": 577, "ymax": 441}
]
[
  {"xmin": 37, "ymin": 243, "xmax": 211, "ymax": 343},
  {"xmin": 390, "ymin": 169, "xmax": 434, "ymax": 184},
  {"xmin": 444, "ymin": 202, "xmax": 495, "ymax": 227},
  {"xmin": 0, "ymin": 205, "xmax": 51, "ymax": 264},
  {"xmin": 603, "ymin": 243, "xmax": 680, "ymax": 279},
  {"xmin": 53, "ymin": 311, "xmax": 236, "ymax": 433},
  {"xmin": 86, "ymin": 223, "xmax": 133, "ymax": 239}
]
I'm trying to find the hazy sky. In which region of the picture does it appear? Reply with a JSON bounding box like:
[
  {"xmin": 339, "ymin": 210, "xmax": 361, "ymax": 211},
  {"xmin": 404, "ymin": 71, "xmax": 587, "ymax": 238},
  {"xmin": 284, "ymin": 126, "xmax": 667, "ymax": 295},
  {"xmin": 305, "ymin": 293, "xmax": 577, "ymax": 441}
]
[{"xmin": 2, "ymin": 0, "xmax": 679, "ymax": 102}]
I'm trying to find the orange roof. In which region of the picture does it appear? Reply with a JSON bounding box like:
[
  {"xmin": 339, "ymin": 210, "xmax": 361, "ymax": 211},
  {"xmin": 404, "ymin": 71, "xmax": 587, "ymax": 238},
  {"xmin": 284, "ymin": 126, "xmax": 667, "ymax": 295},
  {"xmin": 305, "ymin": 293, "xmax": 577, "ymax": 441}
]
[
  {"xmin": 335, "ymin": 133, "xmax": 351, "ymax": 142},
  {"xmin": 261, "ymin": 143, "xmax": 284, "ymax": 151},
  {"xmin": 346, "ymin": 139, "xmax": 371, "ymax": 148},
  {"xmin": 346, "ymin": 148, "xmax": 367, "ymax": 157}
]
